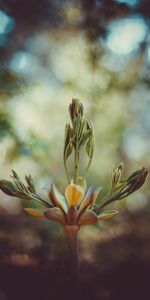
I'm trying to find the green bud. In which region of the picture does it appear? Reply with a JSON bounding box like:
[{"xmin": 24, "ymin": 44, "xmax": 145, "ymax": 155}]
[
  {"xmin": 64, "ymin": 123, "xmax": 74, "ymax": 162},
  {"xmin": 111, "ymin": 162, "xmax": 123, "ymax": 193},
  {"xmin": 120, "ymin": 167, "xmax": 148, "ymax": 196},
  {"xmin": 11, "ymin": 170, "xmax": 19, "ymax": 180},
  {"xmin": 69, "ymin": 98, "xmax": 84, "ymax": 122},
  {"xmin": 0, "ymin": 180, "xmax": 17, "ymax": 196},
  {"xmin": 64, "ymin": 142, "xmax": 73, "ymax": 162},
  {"xmin": 86, "ymin": 127, "xmax": 94, "ymax": 159},
  {"xmin": 76, "ymin": 176, "xmax": 87, "ymax": 192},
  {"xmin": 64, "ymin": 124, "xmax": 73, "ymax": 147},
  {"xmin": 98, "ymin": 167, "xmax": 148, "ymax": 210},
  {"xmin": 25, "ymin": 174, "xmax": 36, "ymax": 193}
]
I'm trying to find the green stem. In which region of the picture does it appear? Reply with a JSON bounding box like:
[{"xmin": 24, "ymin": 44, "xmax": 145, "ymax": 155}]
[
  {"xmin": 29, "ymin": 194, "xmax": 51, "ymax": 208},
  {"xmin": 74, "ymin": 143, "xmax": 79, "ymax": 184},
  {"xmin": 95, "ymin": 191, "xmax": 112, "ymax": 214},
  {"xmin": 64, "ymin": 160, "xmax": 71, "ymax": 184},
  {"xmin": 83, "ymin": 157, "xmax": 92, "ymax": 180}
]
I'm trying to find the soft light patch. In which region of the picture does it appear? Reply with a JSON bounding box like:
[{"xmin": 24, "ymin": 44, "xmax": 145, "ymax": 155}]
[{"xmin": 105, "ymin": 16, "xmax": 147, "ymax": 55}]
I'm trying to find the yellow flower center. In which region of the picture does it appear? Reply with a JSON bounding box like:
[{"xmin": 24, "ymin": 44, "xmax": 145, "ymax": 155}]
[{"xmin": 65, "ymin": 184, "xmax": 84, "ymax": 206}]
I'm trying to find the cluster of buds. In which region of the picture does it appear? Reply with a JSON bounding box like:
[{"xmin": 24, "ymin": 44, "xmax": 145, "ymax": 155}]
[
  {"xmin": 0, "ymin": 99, "xmax": 148, "ymax": 231},
  {"xmin": 96, "ymin": 164, "xmax": 148, "ymax": 213},
  {"xmin": 64, "ymin": 98, "xmax": 94, "ymax": 184}
]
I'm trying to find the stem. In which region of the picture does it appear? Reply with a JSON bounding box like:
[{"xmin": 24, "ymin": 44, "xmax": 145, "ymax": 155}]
[
  {"xmin": 64, "ymin": 160, "xmax": 71, "ymax": 184},
  {"xmin": 29, "ymin": 194, "xmax": 51, "ymax": 208},
  {"xmin": 64, "ymin": 225, "xmax": 80, "ymax": 300},
  {"xmin": 95, "ymin": 194, "xmax": 110, "ymax": 214},
  {"xmin": 83, "ymin": 157, "xmax": 92, "ymax": 180},
  {"xmin": 74, "ymin": 143, "xmax": 79, "ymax": 184}
]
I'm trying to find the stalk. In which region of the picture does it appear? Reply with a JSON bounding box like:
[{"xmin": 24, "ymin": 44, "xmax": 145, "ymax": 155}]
[
  {"xmin": 83, "ymin": 157, "xmax": 92, "ymax": 180},
  {"xmin": 74, "ymin": 143, "xmax": 79, "ymax": 184},
  {"xmin": 64, "ymin": 159, "xmax": 71, "ymax": 184},
  {"xmin": 64, "ymin": 225, "xmax": 80, "ymax": 300}
]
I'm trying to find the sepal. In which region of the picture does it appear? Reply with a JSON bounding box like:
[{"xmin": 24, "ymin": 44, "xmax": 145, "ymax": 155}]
[
  {"xmin": 44, "ymin": 207, "xmax": 66, "ymax": 224},
  {"xmin": 50, "ymin": 184, "xmax": 68, "ymax": 213},
  {"xmin": 24, "ymin": 208, "xmax": 44, "ymax": 218},
  {"xmin": 78, "ymin": 210, "xmax": 98, "ymax": 225},
  {"xmin": 98, "ymin": 210, "xmax": 118, "ymax": 222}
]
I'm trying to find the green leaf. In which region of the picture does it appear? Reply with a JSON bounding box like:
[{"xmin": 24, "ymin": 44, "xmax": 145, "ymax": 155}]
[{"xmin": 78, "ymin": 130, "xmax": 90, "ymax": 148}]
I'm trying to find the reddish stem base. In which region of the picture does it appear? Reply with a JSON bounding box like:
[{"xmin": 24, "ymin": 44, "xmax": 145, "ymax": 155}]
[{"xmin": 64, "ymin": 225, "xmax": 80, "ymax": 300}]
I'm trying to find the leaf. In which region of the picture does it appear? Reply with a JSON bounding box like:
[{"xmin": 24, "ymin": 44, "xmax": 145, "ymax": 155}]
[
  {"xmin": 64, "ymin": 141, "xmax": 73, "ymax": 162},
  {"xmin": 97, "ymin": 210, "xmax": 118, "ymax": 222},
  {"xmin": 64, "ymin": 124, "xmax": 74, "ymax": 162},
  {"xmin": 78, "ymin": 210, "xmax": 98, "ymax": 226},
  {"xmin": 44, "ymin": 207, "xmax": 66, "ymax": 224},
  {"xmin": 78, "ymin": 130, "xmax": 90, "ymax": 148},
  {"xmin": 24, "ymin": 208, "xmax": 44, "ymax": 218},
  {"xmin": 86, "ymin": 133, "xmax": 94, "ymax": 159}
]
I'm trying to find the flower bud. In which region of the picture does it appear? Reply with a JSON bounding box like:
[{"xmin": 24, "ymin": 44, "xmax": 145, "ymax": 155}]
[
  {"xmin": 69, "ymin": 98, "xmax": 83, "ymax": 121},
  {"xmin": 0, "ymin": 180, "xmax": 17, "ymax": 196}
]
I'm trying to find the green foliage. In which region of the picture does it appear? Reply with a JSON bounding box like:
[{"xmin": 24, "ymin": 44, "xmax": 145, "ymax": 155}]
[{"xmin": 0, "ymin": 170, "xmax": 51, "ymax": 208}]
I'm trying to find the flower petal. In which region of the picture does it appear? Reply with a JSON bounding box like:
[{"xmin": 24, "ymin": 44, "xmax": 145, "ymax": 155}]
[
  {"xmin": 44, "ymin": 207, "xmax": 66, "ymax": 224},
  {"xmin": 65, "ymin": 184, "xmax": 84, "ymax": 206},
  {"xmin": 97, "ymin": 210, "xmax": 118, "ymax": 222},
  {"xmin": 24, "ymin": 208, "xmax": 44, "ymax": 218},
  {"xmin": 78, "ymin": 186, "xmax": 94, "ymax": 215},
  {"xmin": 78, "ymin": 210, "xmax": 98, "ymax": 226},
  {"xmin": 50, "ymin": 184, "xmax": 68, "ymax": 213},
  {"xmin": 89, "ymin": 187, "xmax": 102, "ymax": 209}
]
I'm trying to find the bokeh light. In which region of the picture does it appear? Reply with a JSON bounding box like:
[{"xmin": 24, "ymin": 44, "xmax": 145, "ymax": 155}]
[
  {"xmin": 115, "ymin": 0, "xmax": 140, "ymax": 7},
  {"xmin": 106, "ymin": 16, "xmax": 147, "ymax": 55},
  {"xmin": 9, "ymin": 51, "xmax": 38, "ymax": 75},
  {"xmin": 0, "ymin": 10, "xmax": 15, "ymax": 46}
]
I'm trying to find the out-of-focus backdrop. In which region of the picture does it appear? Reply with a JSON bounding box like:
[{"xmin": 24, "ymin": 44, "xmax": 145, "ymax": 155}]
[{"xmin": 0, "ymin": 1, "xmax": 150, "ymax": 300}]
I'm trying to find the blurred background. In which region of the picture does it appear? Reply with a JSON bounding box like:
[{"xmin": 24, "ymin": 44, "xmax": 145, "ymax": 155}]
[{"xmin": 0, "ymin": 0, "xmax": 150, "ymax": 299}]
